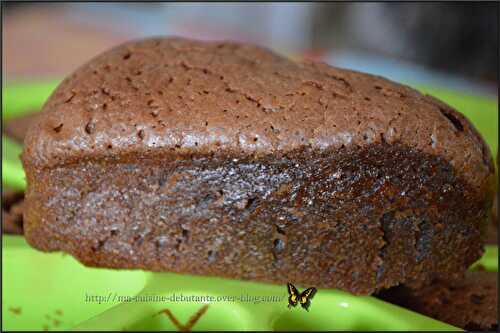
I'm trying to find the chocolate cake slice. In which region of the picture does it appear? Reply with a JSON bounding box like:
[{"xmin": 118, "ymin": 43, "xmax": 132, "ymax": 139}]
[
  {"xmin": 21, "ymin": 37, "xmax": 495, "ymax": 295},
  {"xmin": 378, "ymin": 272, "xmax": 498, "ymax": 331},
  {"xmin": 2, "ymin": 189, "xmax": 25, "ymax": 235},
  {"xmin": 4, "ymin": 112, "xmax": 40, "ymax": 143}
]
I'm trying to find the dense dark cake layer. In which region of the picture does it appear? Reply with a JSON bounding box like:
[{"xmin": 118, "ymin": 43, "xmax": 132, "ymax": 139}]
[{"xmin": 24, "ymin": 144, "xmax": 490, "ymax": 295}]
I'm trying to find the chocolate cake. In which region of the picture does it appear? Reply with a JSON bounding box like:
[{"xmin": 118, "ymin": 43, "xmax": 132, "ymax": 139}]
[
  {"xmin": 2, "ymin": 189, "xmax": 25, "ymax": 235},
  {"xmin": 2, "ymin": 112, "xmax": 38, "ymax": 234},
  {"xmin": 21, "ymin": 37, "xmax": 495, "ymax": 295},
  {"xmin": 377, "ymin": 272, "xmax": 498, "ymax": 331},
  {"xmin": 4, "ymin": 112, "xmax": 40, "ymax": 143}
]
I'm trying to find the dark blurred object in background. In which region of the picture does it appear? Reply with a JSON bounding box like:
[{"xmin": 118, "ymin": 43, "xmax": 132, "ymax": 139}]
[
  {"xmin": 392, "ymin": 3, "xmax": 497, "ymax": 83},
  {"xmin": 312, "ymin": 3, "xmax": 498, "ymax": 84}
]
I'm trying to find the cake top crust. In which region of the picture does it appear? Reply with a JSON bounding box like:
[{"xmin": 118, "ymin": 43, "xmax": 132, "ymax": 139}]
[{"xmin": 22, "ymin": 37, "xmax": 493, "ymax": 187}]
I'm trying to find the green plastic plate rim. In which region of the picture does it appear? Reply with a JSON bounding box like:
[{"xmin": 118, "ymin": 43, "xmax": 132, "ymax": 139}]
[
  {"xmin": 2, "ymin": 79, "xmax": 60, "ymax": 121},
  {"xmin": 3, "ymin": 235, "xmax": 462, "ymax": 331}
]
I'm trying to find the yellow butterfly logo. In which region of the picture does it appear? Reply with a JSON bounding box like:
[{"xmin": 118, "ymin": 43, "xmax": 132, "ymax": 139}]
[{"xmin": 287, "ymin": 282, "xmax": 317, "ymax": 311}]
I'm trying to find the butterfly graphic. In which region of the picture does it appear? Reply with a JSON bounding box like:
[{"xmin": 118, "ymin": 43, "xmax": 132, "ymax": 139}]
[{"xmin": 287, "ymin": 282, "xmax": 317, "ymax": 311}]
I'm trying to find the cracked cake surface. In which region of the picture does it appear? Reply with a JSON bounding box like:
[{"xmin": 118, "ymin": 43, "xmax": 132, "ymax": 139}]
[
  {"xmin": 23, "ymin": 37, "xmax": 492, "ymax": 184},
  {"xmin": 22, "ymin": 37, "xmax": 495, "ymax": 295}
]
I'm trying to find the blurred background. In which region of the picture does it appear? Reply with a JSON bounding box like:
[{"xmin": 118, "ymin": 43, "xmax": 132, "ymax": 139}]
[{"xmin": 3, "ymin": 2, "xmax": 498, "ymax": 97}]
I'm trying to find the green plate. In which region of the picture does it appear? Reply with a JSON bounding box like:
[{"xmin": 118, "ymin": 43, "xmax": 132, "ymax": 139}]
[{"xmin": 2, "ymin": 81, "xmax": 498, "ymax": 331}]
